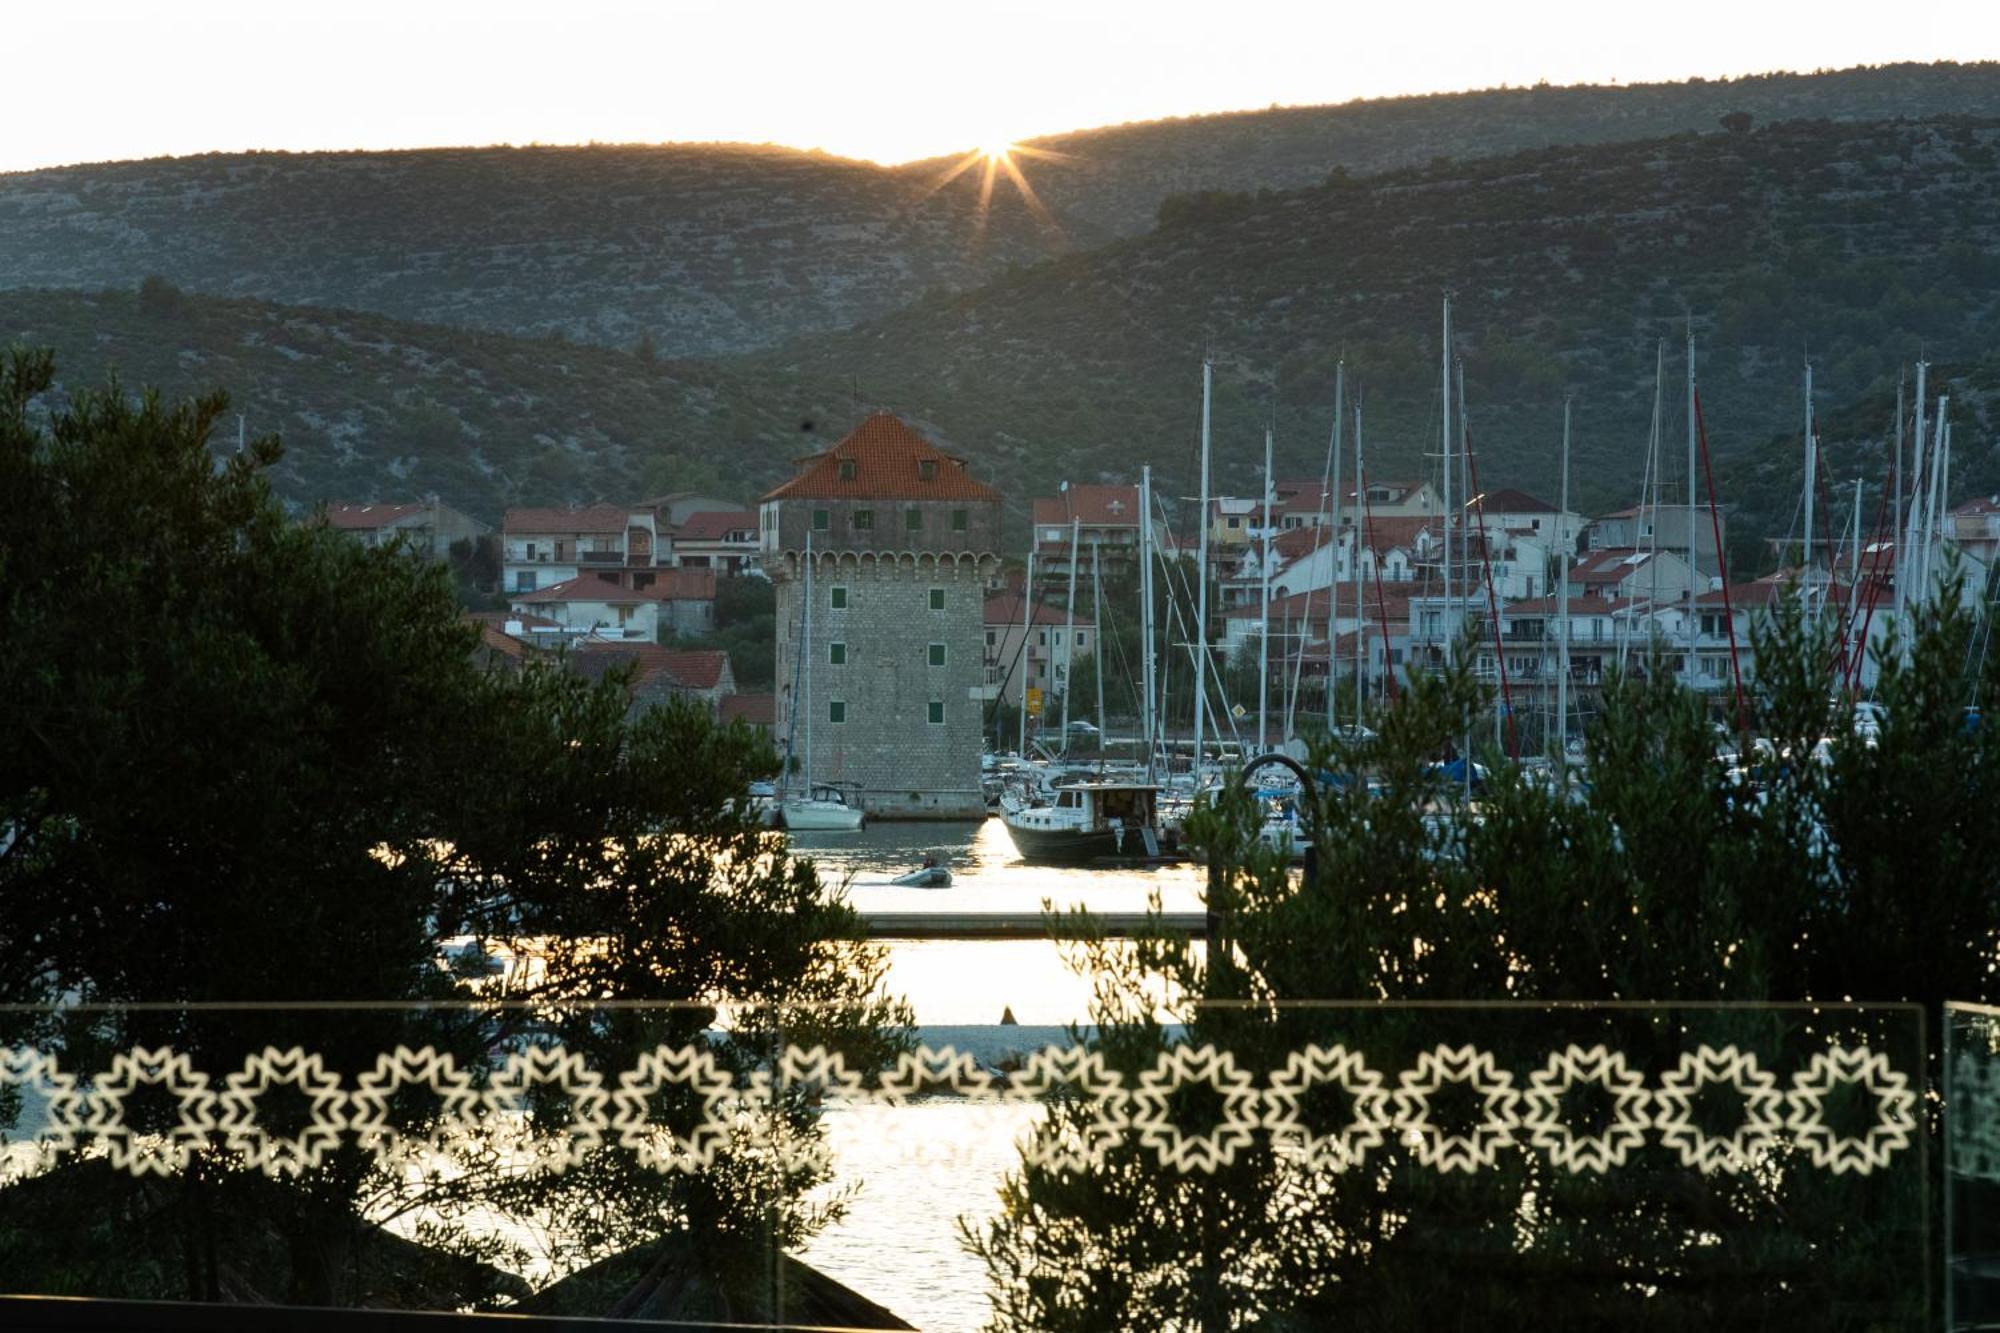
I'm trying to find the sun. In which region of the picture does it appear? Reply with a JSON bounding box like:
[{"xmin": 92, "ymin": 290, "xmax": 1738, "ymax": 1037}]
[{"xmin": 914, "ymin": 136, "xmax": 1077, "ymax": 241}]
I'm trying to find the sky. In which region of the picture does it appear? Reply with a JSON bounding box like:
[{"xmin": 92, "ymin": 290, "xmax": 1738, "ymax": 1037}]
[{"xmin": 6, "ymin": 0, "xmax": 1996, "ymax": 173}]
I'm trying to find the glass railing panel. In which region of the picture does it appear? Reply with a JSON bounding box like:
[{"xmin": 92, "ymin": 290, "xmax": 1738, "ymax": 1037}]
[
  {"xmin": 0, "ymin": 1001, "xmax": 1932, "ymax": 1330},
  {"xmin": 1949, "ymin": 1001, "xmax": 2000, "ymax": 1330}
]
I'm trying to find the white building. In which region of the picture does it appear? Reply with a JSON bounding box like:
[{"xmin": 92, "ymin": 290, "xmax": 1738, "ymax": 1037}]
[{"xmin": 502, "ymin": 505, "xmax": 666, "ymax": 594}]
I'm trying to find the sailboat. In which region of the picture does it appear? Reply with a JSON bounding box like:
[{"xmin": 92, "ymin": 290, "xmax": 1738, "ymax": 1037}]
[{"xmin": 779, "ymin": 530, "xmax": 864, "ymax": 831}]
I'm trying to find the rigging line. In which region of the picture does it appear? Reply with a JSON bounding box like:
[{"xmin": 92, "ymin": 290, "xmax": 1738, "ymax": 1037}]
[
  {"xmin": 1150, "ymin": 489, "xmax": 1243, "ymax": 746},
  {"xmin": 1358, "ymin": 433, "xmax": 1400, "ymax": 704},
  {"xmin": 1808, "ymin": 431, "xmax": 1851, "ymax": 675},
  {"xmin": 1693, "ymin": 389, "xmax": 1748, "ymax": 735},
  {"xmin": 1842, "ymin": 453, "xmax": 1897, "ymax": 697},
  {"xmin": 1462, "ymin": 422, "xmax": 1519, "ymax": 760}
]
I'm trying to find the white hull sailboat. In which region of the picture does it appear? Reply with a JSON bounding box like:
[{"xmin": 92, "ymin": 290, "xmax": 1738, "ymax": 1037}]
[{"xmin": 779, "ymin": 530, "xmax": 863, "ymax": 832}]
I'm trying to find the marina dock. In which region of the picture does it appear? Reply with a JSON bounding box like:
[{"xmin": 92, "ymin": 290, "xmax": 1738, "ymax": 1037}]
[{"xmin": 860, "ymin": 910, "xmax": 1207, "ymax": 939}]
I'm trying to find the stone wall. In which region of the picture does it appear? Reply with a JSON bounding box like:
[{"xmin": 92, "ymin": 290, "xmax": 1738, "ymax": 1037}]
[{"xmin": 772, "ymin": 550, "xmax": 997, "ymax": 819}]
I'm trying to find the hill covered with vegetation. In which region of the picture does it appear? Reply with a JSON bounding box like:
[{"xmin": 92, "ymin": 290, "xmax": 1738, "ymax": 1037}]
[
  {"xmin": 2, "ymin": 283, "xmax": 861, "ymax": 520},
  {"xmin": 0, "ymin": 144, "xmax": 1062, "ymax": 359},
  {"xmin": 993, "ymin": 61, "xmax": 2000, "ymax": 237},
  {"xmin": 6, "ymin": 65, "xmax": 1995, "ymax": 364},
  {"xmin": 753, "ymin": 115, "xmax": 2000, "ymax": 542}
]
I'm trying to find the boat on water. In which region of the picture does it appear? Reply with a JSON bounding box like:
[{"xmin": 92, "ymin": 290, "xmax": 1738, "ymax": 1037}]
[
  {"xmin": 779, "ymin": 783, "xmax": 865, "ymax": 831},
  {"xmin": 1001, "ymin": 780, "xmax": 1174, "ymax": 864},
  {"xmin": 887, "ymin": 854, "xmax": 951, "ymax": 888}
]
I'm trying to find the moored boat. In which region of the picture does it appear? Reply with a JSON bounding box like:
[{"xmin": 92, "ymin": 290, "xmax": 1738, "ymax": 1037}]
[{"xmin": 1001, "ymin": 780, "xmax": 1173, "ymax": 864}]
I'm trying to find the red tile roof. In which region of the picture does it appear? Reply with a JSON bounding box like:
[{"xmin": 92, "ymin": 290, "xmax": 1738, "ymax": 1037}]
[
  {"xmin": 1274, "ymin": 526, "xmax": 1338, "ymax": 560},
  {"xmin": 503, "ymin": 504, "xmax": 635, "ymax": 535},
  {"xmin": 1479, "ymin": 488, "xmax": 1559, "ymax": 513},
  {"xmin": 1953, "ymin": 495, "xmax": 2000, "ymax": 517},
  {"xmin": 1031, "ymin": 484, "xmax": 1141, "ymax": 529},
  {"xmin": 571, "ymin": 644, "xmax": 732, "ymax": 692},
  {"xmin": 761, "ymin": 413, "xmax": 999, "ymax": 502},
  {"xmin": 324, "ymin": 502, "xmax": 429, "ymax": 530},
  {"xmin": 983, "ymin": 591, "xmax": 1095, "ymax": 629},
  {"xmin": 720, "ymin": 692, "xmax": 776, "ymax": 727},
  {"xmin": 1358, "ymin": 516, "xmax": 1431, "ymax": 553},
  {"xmin": 512, "ymin": 569, "xmax": 716, "ymax": 605},
  {"xmin": 675, "ymin": 510, "xmax": 760, "ymax": 541}
]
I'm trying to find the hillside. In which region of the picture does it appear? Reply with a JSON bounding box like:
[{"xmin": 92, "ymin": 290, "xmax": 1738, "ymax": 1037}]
[
  {"xmin": 6, "ymin": 65, "xmax": 1997, "ymax": 362},
  {"xmin": 0, "ymin": 144, "xmax": 1062, "ymax": 359},
  {"xmin": 751, "ymin": 116, "xmax": 2000, "ymax": 535},
  {"xmin": 1720, "ymin": 351, "xmax": 2000, "ymax": 575},
  {"xmin": 1, "ymin": 285, "xmax": 858, "ymax": 521},
  {"xmin": 981, "ymin": 62, "xmax": 2000, "ymax": 238}
]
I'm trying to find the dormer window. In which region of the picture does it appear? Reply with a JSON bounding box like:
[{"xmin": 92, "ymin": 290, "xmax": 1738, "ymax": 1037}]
[
  {"xmin": 918, "ymin": 460, "xmax": 937, "ymax": 481},
  {"xmin": 838, "ymin": 459, "xmax": 858, "ymax": 481}
]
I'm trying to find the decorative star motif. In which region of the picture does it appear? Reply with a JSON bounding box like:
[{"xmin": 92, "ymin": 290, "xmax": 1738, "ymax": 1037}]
[
  {"xmin": 88, "ymin": 1046, "xmax": 219, "ymax": 1177},
  {"xmin": 1005, "ymin": 1045, "xmax": 1130, "ymax": 1172},
  {"xmin": 1261, "ymin": 1043, "xmax": 1390, "ymax": 1172},
  {"xmin": 1391, "ymin": 1044, "xmax": 1521, "ymax": 1174},
  {"xmin": 0, "ymin": 1046, "xmax": 84, "ymax": 1184},
  {"xmin": 484, "ymin": 1046, "xmax": 609, "ymax": 1175},
  {"xmin": 1129, "ymin": 1044, "xmax": 1262, "ymax": 1174},
  {"xmin": 1652, "ymin": 1044, "xmax": 1786, "ymax": 1175},
  {"xmin": 1785, "ymin": 1044, "xmax": 1917, "ymax": 1176},
  {"xmin": 1520, "ymin": 1044, "xmax": 1651, "ymax": 1174},
  {"xmin": 217, "ymin": 1046, "xmax": 348, "ymax": 1178},
  {"xmin": 877, "ymin": 1045, "xmax": 997, "ymax": 1103},
  {"xmin": 610, "ymin": 1044, "xmax": 737, "ymax": 1174},
  {"xmin": 347, "ymin": 1045, "xmax": 481, "ymax": 1169}
]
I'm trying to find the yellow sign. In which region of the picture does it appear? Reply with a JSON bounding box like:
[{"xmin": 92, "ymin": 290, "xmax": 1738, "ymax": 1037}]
[{"xmin": 1025, "ymin": 687, "xmax": 1044, "ymax": 718}]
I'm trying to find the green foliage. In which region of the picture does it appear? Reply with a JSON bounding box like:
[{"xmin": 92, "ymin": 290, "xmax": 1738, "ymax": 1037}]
[
  {"xmin": 968, "ymin": 588, "xmax": 2000, "ymax": 1328},
  {"xmin": 669, "ymin": 573, "xmax": 776, "ymax": 690},
  {"xmin": 0, "ymin": 349, "xmax": 905, "ymax": 1312}
]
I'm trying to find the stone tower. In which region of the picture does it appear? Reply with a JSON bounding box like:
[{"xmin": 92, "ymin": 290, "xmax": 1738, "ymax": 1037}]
[{"xmin": 759, "ymin": 414, "xmax": 1003, "ymax": 819}]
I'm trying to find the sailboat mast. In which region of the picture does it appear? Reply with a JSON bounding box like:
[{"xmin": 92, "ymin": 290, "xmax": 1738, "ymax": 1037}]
[
  {"xmin": 1140, "ymin": 466, "xmax": 1158, "ymax": 773},
  {"xmin": 803, "ymin": 530, "xmax": 815, "ymax": 791},
  {"xmin": 1019, "ymin": 545, "xmax": 1034, "ymax": 755},
  {"xmin": 1061, "ymin": 514, "xmax": 1080, "ymax": 745},
  {"xmin": 1194, "ymin": 360, "xmax": 1213, "ymax": 774},
  {"xmin": 1093, "ymin": 537, "xmax": 1106, "ymax": 744},
  {"xmin": 1327, "ymin": 360, "xmax": 1344, "ymax": 735},
  {"xmin": 1803, "ymin": 359, "xmax": 1817, "ymax": 624},
  {"xmin": 1892, "ymin": 372, "xmax": 1906, "ymax": 640},
  {"xmin": 1353, "ymin": 400, "xmax": 1366, "ymax": 727},
  {"xmin": 1908, "ymin": 361, "xmax": 1929, "ymax": 624},
  {"xmin": 1685, "ymin": 332, "xmax": 1698, "ymax": 672},
  {"xmin": 1259, "ymin": 425, "xmax": 1274, "ymax": 751},
  {"xmin": 1557, "ymin": 399, "xmax": 1572, "ymax": 774},
  {"xmin": 1441, "ymin": 295, "xmax": 1454, "ymax": 662}
]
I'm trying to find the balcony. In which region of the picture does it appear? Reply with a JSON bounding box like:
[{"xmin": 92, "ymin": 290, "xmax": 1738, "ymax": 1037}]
[{"xmin": 577, "ymin": 549, "xmax": 624, "ymax": 566}]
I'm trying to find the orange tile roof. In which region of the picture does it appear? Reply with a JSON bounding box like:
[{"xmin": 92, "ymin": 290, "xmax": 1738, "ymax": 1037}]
[
  {"xmin": 675, "ymin": 510, "xmax": 759, "ymax": 541},
  {"xmin": 503, "ymin": 504, "xmax": 635, "ymax": 535},
  {"xmin": 983, "ymin": 591, "xmax": 1095, "ymax": 629},
  {"xmin": 571, "ymin": 644, "xmax": 732, "ymax": 691},
  {"xmin": 720, "ymin": 692, "xmax": 777, "ymax": 727},
  {"xmin": 512, "ymin": 569, "xmax": 716, "ymax": 605},
  {"xmin": 1030, "ymin": 484, "xmax": 1141, "ymax": 528},
  {"xmin": 761, "ymin": 413, "xmax": 999, "ymax": 502}
]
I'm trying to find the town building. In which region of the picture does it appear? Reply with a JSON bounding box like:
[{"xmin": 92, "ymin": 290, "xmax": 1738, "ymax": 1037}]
[
  {"xmin": 720, "ymin": 692, "xmax": 777, "ymax": 737},
  {"xmin": 672, "ymin": 511, "xmax": 762, "ymax": 573},
  {"xmin": 567, "ymin": 644, "xmax": 737, "ymax": 716},
  {"xmin": 322, "ymin": 499, "xmax": 488, "ymax": 557},
  {"xmin": 501, "ymin": 504, "xmax": 668, "ymax": 594},
  {"xmin": 759, "ymin": 412, "xmax": 1003, "ymax": 819},
  {"xmin": 1587, "ymin": 503, "xmax": 1725, "ymax": 578},
  {"xmin": 980, "ymin": 590, "xmax": 1095, "ymax": 711},
  {"xmin": 643, "ymin": 491, "xmax": 743, "ymax": 526},
  {"xmin": 507, "ymin": 568, "xmax": 717, "ymax": 641},
  {"xmin": 1030, "ymin": 483, "xmax": 1142, "ymax": 580}
]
